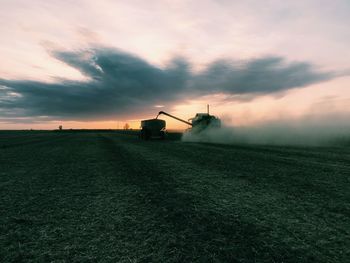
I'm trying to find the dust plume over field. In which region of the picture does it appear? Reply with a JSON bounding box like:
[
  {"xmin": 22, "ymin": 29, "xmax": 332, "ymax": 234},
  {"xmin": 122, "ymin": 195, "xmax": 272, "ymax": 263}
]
[{"xmin": 182, "ymin": 114, "xmax": 350, "ymax": 146}]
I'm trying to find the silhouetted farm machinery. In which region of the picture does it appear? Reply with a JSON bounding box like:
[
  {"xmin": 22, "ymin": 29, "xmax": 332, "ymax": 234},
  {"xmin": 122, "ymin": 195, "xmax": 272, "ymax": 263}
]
[
  {"xmin": 139, "ymin": 119, "xmax": 166, "ymax": 140},
  {"xmin": 139, "ymin": 105, "xmax": 221, "ymax": 140}
]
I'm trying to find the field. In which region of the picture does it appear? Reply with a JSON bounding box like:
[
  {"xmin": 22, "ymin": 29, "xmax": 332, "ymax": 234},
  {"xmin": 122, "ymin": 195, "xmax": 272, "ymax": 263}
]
[{"xmin": 1, "ymin": 131, "xmax": 349, "ymax": 262}]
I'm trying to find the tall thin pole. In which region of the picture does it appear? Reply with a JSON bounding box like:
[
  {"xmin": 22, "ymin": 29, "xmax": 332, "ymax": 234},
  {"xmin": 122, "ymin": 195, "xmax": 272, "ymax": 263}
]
[{"xmin": 207, "ymin": 104, "xmax": 209, "ymax": 114}]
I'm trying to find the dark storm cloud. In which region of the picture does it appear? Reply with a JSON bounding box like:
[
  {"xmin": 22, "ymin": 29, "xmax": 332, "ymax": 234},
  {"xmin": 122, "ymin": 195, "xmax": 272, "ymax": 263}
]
[
  {"xmin": 0, "ymin": 47, "xmax": 336, "ymax": 120},
  {"xmin": 192, "ymin": 57, "xmax": 332, "ymax": 94}
]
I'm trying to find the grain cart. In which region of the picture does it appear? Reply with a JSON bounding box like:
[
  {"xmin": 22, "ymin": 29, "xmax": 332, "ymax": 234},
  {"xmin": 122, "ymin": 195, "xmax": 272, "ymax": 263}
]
[{"xmin": 140, "ymin": 119, "xmax": 166, "ymax": 140}]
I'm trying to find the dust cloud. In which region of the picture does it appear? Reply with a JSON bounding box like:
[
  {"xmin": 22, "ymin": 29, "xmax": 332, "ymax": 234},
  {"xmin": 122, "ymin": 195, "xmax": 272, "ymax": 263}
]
[{"xmin": 182, "ymin": 115, "xmax": 350, "ymax": 146}]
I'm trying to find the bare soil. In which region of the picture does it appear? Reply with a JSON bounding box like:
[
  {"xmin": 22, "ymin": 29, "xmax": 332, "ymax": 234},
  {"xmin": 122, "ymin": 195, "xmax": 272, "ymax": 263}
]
[{"xmin": 1, "ymin": 131, "xmax": 349, "ymax": 262}]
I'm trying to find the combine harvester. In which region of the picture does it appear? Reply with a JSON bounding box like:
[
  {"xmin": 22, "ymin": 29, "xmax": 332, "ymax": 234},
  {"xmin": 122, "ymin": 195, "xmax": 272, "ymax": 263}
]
[{"xmin": 140, "ymin": 105, "xmax": 221, "ymax": 140}]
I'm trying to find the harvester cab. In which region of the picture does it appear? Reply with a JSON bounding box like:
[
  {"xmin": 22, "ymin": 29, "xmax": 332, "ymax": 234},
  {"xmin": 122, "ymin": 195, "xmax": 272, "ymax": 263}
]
[{"xmin": 188, "ymin": 112, "xmax": 221, "ymax": 132}]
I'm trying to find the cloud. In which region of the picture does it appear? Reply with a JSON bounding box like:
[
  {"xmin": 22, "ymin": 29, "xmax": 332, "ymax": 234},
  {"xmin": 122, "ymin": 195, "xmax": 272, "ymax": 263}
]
[
  {"xmin": 192, "ymin": 57, "xmax": 333, "ymax": 95},
  {"xmin": 0, "ymin": 46, "xmax": 338, "ymax": 121}
]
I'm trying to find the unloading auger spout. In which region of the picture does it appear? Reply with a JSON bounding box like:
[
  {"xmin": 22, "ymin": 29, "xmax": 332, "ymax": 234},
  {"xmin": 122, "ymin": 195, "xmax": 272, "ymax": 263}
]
[{"xmin": 156, "ymin": 111, "xmax": 193, "ymax": 126}]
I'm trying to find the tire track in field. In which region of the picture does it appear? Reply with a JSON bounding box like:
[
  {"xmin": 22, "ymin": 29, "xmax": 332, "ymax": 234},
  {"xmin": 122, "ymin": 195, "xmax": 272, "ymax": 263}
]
[
  {"xmin": 189, "ymin": 142, "xmax": 350, "ymax": 168},
  {"xmin": 105, "ymin": 134, "xmax": 350, "ymax": 262},
  {"xmin": 130, "ymin": 136, "xmax": 350, "ymax": 206},
  {"xmin": 98, "ymin": 134, "xmax": 316, "ymax": 263},
  {"xmin": 131, "ymin": 136, "xmax": 350, "ymax": 221}
]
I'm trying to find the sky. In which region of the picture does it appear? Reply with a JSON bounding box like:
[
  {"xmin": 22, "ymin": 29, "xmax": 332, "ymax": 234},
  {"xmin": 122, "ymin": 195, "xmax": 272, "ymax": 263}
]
[{"xmin": 0, "ymin": 0, "xmax": 349, "ymax": 130}]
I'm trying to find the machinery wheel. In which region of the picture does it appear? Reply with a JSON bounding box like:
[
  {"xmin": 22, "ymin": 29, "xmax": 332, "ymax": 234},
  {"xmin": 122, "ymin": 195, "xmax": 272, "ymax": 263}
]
[
  {"xmin": 145, "ymin": 130, "xmax": 150, "ymax": 140},
  {"xmin": 140, "ymin": 129, "xmax": 146, "ymax": 140},
  {"xmin": 140, "ymin": 129, "xmax": 150, "ymax": 140}
]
